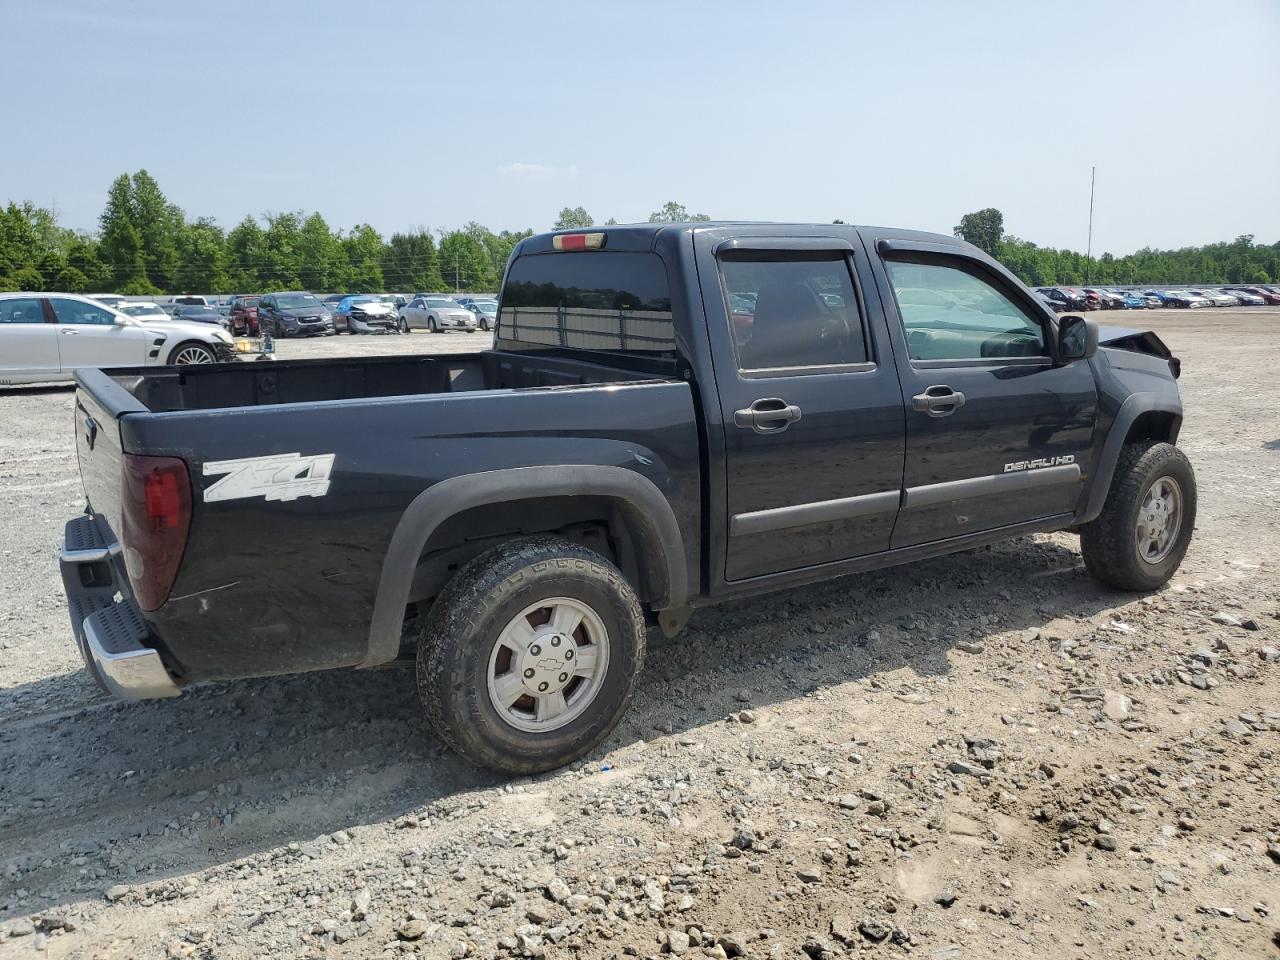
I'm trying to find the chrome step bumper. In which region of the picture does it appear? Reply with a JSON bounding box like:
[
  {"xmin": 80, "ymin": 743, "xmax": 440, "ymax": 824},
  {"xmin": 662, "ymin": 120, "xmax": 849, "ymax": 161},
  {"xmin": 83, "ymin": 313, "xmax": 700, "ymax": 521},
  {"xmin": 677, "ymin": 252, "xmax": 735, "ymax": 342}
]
[{"xmin": 59, "ymin": 516, "xmax": 181, "ymax": 699}]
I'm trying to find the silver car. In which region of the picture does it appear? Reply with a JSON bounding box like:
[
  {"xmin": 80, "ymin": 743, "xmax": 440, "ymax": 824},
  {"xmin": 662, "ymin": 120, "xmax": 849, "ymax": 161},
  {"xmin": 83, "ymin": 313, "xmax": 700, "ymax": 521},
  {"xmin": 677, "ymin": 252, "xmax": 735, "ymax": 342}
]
[{"xmin": 399, "ymin": 295, "xmax": 478, "ymax": 333}]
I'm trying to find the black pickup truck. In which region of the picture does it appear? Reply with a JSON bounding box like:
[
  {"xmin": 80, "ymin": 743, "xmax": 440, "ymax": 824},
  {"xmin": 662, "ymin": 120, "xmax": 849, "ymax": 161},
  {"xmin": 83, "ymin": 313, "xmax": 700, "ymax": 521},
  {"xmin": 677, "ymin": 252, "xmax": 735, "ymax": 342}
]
[{"xmin": 60, "ymin": 223, "xmax": 1194, "ymax": 773}]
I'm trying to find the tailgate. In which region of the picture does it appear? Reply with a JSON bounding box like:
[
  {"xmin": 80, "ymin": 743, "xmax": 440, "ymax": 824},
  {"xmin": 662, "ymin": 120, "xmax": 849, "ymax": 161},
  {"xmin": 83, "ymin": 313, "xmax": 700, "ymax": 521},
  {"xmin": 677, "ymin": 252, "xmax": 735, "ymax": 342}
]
[{"xmin": 73, "ymin": 369, "xmax": 149, "ymax": 542}]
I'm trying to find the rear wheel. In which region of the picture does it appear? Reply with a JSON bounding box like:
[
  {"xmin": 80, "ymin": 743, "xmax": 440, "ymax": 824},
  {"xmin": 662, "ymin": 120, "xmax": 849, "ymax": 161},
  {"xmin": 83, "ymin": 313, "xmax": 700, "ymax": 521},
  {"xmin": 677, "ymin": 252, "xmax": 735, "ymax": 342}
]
[
  {"xmin": 1080, "ymin": 441, "xmax": 1196, "ymax": 591},
  {"xmin": 168, "ymin": 341, "xmax": 216, "ymax": 365},
  {"xmin": 416, "ymin": 536, "xmax": 646, "ymax": 774}
]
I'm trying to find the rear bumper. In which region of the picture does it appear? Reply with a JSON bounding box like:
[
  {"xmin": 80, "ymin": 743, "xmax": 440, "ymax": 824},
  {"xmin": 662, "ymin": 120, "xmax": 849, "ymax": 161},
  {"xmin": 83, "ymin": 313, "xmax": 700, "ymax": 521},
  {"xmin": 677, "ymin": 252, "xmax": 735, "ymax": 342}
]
[{"xmin": 59, "ymin": 515, "xmax": 181, "ymax": 700}]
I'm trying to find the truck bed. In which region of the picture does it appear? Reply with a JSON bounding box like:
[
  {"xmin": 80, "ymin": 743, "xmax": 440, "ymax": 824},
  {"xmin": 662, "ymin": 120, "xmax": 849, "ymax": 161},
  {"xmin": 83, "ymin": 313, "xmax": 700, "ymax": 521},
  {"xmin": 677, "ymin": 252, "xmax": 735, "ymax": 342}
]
[{"xmin": 106, "ymin": 349, "xmax": 672, "ymax": 412}]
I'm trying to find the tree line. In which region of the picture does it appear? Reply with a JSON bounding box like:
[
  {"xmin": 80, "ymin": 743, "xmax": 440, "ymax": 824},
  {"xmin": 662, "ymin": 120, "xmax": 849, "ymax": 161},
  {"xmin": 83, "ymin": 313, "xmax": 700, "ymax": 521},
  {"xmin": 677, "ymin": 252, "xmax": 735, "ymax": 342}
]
[
  {"xmin": 1, "ymin": 175, "xmax": 1273, "ymax": 296},
  {"xmin": 953, "ymin": 207, "xmax": 1279, "ymax": 286}
]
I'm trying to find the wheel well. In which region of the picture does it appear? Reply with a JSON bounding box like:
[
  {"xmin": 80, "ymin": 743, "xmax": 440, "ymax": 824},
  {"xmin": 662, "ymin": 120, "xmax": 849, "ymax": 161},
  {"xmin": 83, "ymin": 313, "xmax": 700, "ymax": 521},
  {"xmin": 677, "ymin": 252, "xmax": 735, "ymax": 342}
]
[
  {"xmin": 1123, "ymin": 410, "xmax": 1180, "ymax": 447},
  {"xmin": 408, "ymin": 495, "xmax": 656, "ymax": 614}
]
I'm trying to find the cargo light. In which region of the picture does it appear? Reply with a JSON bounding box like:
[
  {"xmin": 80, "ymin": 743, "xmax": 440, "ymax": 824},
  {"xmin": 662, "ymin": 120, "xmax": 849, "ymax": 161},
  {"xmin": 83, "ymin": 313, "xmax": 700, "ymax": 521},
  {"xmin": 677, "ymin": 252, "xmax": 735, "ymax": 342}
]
[
  {"xmin": 552, "ymin": 232, "xmax": 606, "ymax": 251},
  {"xmin": 121, "ymin": 454, "xmax": 192, "ymax": 610}
]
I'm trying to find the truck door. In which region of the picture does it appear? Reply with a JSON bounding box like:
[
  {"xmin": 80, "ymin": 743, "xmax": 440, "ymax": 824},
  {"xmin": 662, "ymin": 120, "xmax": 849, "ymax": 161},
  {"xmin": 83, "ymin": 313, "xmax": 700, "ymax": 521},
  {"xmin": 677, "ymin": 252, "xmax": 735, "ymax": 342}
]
[
  {"xmin": 862, "ymin": 235, "xmax": 1098, "ymax": 549},
  {"xmin": 694, "ymin": 230, "xmax": 906, "ymax": 581}
]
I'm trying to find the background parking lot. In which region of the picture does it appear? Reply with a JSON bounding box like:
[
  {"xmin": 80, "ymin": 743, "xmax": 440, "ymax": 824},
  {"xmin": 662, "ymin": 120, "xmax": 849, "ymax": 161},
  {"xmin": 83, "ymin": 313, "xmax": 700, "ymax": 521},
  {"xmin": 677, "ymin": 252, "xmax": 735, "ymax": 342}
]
[{"xmin": 1, "ymin": 310, "xmax": 1278, "ymax": 957}]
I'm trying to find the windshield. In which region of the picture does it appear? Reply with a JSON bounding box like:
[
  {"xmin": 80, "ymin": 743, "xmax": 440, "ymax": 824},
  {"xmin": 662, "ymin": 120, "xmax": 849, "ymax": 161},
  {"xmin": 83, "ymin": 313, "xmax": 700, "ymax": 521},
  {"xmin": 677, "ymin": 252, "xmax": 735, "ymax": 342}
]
[
  {"xmin": 474, "ymin": 299, "xmax": 498, "ymax": 311},
  {"xmin": 121, "ymin": 305, "xmax": 166, "ymax": 317},
  {"xmin": 426, "ymin": 298, "xmax": 458, "ymax": 308},
  {"xmin": 275, "ymin": 294, "xmax": 320, "ymax": 309}
]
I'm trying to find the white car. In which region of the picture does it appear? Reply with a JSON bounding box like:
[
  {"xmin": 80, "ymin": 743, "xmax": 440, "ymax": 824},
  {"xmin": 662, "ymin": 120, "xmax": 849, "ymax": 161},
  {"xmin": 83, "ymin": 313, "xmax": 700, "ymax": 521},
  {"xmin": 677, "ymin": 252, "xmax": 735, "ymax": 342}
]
[
  {"xmin": 0, "ymin": 292, "xmax": 237, "ymax": 385},
  {"xmin": 117, "ymin": 301, "xmax": 171, "ymax": 322},
  {"xmin": 1188, "ymin": 289, "xmax": 1239, "ymax": 307},
  {"xmin": 398, "ymin": 295, "xmax": 478, "ymax": 333}
]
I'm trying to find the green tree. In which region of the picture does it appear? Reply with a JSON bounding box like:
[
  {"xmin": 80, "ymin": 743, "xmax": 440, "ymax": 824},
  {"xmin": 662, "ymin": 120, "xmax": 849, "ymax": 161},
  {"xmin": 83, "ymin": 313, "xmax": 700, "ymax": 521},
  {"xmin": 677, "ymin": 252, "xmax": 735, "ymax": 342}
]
[
  {"xmin": 438, "ymin": 230, "xmax": 494, "ymax": 291},
  {"xmin": 953, "ymin": 207, "xmax": 1005, "ymax": 257},
  {"xmin": 342, "ymin": 224, "xmax": 386, "ymax": 292},
  {"xmin": 382, "ymin": 229, "xmax": 443, "ymax": 293},
  {"xmin": 553, "ymin": 206, "xmax": 593, "ymax": 230},
  {"xmin": 297, "ymin": 213, "xmax": 347, "ymax": 291},
  {"xmin": 175, "ymin": 218, "xmax": 229, "ymax": 292},
  {"xmin": 130, "ymin": 170, "xmax": 182, "ymax": 290},
  {"xmin": 648, "ymin": 201, "xmax": 710, "ymax": 223},
  {"xmin": 226, "ymin": 216, "xmax": 267, "ymax": 291},
  {"xmin": 261, "ymin": 211, "xmax": 304, "ymax": 289}
]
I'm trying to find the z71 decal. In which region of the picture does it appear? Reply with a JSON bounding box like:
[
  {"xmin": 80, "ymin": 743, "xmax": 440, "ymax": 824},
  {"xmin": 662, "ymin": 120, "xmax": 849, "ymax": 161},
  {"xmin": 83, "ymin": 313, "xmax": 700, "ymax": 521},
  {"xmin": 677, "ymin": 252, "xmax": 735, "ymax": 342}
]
[
  {"xmin": 203, "ymin": 452, "xmax": 336, "ymax": 502},
  {"xmin": 1004, "ymin": 454, "xmax": 1075, "ymax": 473}
]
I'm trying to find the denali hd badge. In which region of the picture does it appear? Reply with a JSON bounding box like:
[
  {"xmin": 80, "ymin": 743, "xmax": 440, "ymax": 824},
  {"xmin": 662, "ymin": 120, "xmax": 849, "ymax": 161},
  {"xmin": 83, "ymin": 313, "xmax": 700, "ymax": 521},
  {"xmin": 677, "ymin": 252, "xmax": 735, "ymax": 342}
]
[
  {"xmin": 1004, "ymin": 454, "xmax": 1075, "ymax": 473},
  {"xmin": 203, "ymin": 452, "xmax": 336, "ymax": 502}
]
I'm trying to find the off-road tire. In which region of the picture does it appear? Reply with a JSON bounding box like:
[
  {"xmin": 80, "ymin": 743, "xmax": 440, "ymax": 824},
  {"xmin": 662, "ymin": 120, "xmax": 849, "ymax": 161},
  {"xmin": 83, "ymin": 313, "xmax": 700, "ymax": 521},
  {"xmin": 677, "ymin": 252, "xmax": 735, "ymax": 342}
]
[
  {"xmin": 416, "ymin": 536, "xmax": 646, "ymax": 774},
  {"xmin": 1080, "ymin": 441, "xmax": 1196, "ymax": 591}
]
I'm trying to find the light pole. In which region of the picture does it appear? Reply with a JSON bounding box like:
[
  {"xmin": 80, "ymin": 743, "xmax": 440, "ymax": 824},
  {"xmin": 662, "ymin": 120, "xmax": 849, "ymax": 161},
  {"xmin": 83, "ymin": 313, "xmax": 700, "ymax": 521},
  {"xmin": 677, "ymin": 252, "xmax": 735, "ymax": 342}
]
[{"xmin": 1086, "ymin": 165, "xmax": 1096, "ymax": 286}]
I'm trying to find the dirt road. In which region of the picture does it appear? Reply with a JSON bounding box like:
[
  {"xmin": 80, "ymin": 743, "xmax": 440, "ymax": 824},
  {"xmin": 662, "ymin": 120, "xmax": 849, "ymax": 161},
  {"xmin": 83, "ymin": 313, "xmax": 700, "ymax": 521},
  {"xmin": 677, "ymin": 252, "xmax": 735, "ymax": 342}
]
[{"xmin": 1, "ymin": 312, "xmax": 1277, "ymax": 958}]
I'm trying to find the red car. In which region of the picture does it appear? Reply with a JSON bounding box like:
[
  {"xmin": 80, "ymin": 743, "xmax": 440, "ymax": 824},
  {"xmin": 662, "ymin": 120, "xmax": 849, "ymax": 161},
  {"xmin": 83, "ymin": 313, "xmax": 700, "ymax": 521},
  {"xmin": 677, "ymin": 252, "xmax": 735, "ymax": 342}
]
[
  {"xmin": 1231, "ymin": 286, "xmax": 1280, "ymax": 305},
  {"xmin": 228, "ymin": 295, "xmax": 261, "ymax": 336}
]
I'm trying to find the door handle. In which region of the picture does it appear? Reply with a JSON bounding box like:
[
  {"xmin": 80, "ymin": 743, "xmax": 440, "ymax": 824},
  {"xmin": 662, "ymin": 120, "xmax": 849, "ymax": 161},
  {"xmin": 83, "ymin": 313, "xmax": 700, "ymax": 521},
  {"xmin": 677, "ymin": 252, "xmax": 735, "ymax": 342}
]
[
  {"xmin": 734, "ymin": 397, "xmax": 802, "ymax": 434},
  {"xmin": 912, "ymin": 385, "xmax": 966, "ymax": 418},
  {"xmin": 60, "ymin": 329, "xmax": 79, "ymax": 335}
]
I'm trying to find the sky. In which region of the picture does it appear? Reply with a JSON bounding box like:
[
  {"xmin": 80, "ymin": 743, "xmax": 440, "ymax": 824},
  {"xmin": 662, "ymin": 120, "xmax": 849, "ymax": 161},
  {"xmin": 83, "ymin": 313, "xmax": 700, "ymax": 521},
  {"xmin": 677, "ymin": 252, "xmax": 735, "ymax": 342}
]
[{"xmin": 4, "ymin": 0, "xmax": 1278, "ymax": 255}]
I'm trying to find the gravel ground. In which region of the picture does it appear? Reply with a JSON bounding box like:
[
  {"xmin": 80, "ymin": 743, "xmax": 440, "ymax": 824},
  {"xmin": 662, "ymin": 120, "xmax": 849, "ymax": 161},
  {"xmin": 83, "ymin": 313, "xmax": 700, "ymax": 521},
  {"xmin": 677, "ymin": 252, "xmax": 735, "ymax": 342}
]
[{"xmin": 1, "ymin": 310, "xmax": 1277, "ymax": 959}]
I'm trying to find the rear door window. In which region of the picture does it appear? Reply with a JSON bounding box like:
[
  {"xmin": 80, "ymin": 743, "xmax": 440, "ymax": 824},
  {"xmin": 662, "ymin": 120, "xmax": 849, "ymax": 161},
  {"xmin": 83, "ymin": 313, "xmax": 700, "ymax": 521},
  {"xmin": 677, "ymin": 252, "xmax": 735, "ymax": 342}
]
[
  {"xmin": 719, "ymin": 253, "xmax": 868, "ymax": 370},
  {"xmin": 0, "ymin": 297, "xmax": 46, "ymax": 323},
  {"xmin": 499, "ymin": 251, "xmax": 675, "ymax": 357}
]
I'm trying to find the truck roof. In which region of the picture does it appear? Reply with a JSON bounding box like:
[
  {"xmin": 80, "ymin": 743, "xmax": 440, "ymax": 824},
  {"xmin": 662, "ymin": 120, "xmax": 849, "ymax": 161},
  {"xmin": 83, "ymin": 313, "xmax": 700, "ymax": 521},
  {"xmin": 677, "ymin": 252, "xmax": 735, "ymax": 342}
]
[{"xmin": 516, "ymin": 222, "xmax": 969, "ymax": 257}]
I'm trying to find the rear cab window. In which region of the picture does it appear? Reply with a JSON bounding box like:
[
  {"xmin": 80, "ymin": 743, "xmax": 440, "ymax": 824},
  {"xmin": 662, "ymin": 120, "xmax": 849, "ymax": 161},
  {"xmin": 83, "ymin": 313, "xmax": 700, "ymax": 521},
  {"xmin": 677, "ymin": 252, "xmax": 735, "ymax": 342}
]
[{"xmin": 498, "ymin": 251, "xmax": 676, "ymax": 359}]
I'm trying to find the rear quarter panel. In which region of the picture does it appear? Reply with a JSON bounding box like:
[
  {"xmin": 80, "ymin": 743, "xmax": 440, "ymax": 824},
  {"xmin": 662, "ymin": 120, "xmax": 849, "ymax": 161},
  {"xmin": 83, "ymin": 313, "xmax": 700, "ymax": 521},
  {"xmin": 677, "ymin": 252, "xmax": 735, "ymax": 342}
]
[{"xmin": 124, "ymin": 381, "xmax": 700, "ymax": 682}]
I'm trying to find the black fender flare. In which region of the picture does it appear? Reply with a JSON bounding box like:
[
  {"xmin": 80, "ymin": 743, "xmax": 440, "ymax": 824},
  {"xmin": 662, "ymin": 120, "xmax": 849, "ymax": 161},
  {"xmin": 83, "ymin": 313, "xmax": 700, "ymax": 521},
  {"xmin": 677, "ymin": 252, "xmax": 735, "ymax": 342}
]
[
  {"xmin": 1077, "ymin": 393, "xmax": 1182, "ymax": 524},
  {"xmin": 364, "ymin": 465, "xmax": 688, "ymax": 666}
]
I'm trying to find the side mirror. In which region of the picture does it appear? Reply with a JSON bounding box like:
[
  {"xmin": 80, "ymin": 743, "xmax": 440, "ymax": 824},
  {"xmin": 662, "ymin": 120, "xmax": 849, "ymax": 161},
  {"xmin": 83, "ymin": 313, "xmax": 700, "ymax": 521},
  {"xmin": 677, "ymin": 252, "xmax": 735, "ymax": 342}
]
[{"xmin": 1058, "ymin": 315, "xmax": 1098, "ymax": 362}]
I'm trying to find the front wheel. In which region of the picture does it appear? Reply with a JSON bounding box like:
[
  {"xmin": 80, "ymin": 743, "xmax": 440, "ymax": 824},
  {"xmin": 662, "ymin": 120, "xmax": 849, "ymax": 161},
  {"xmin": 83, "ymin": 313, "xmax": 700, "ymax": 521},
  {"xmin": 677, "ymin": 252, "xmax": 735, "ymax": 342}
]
[
  {"xmin": 417, "ymin": 536, "xmax": 646, "ymax": 774},
  {"xmin": 168, "ymin": 341, "xmax": 217, "ymax": 365},
  {"xmin": 428, "ymin": 316, "xmax": 439, "ymax": 333},
  {"xmin": 1080, "ymin": 441, "xmax": 1196, "ymax": 591},
  {"xmin": 399, "ymin": 317, "xmax": 410, "ymax": 334}
]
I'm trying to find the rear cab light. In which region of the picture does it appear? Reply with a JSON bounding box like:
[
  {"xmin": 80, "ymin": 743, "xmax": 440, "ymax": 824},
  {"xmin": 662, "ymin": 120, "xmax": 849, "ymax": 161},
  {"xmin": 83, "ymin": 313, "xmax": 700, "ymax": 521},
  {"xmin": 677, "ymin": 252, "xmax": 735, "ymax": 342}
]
[
  {"xmin": 552, "ymin": 232, "xmax": 606, "ymax": 251},
  {"xmin": 120, "ymin": 454, "xmax": 192, "ymax": 611}
]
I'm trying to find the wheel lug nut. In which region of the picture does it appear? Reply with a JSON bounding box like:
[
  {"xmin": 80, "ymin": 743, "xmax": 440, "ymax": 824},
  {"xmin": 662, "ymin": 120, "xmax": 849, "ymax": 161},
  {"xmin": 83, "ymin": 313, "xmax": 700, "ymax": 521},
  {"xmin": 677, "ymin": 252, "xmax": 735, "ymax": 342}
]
[
  {"xmin": 565, "ymin": 649, "xmax": 574, "ymax": 660},
  {"xmin": 524, "ymin": 668, "xmax": 535, "ymax": 679},
  {"xmin": 538, "ymin": 682, "xmax": 548, "ymax": 692},
  {"xmin": 551, "ymin": 636, "xmax": 560, "ymax": 647},
  {"xmin": 559, "ymin": 673, "xmax": 568, "ymax": 683},
  {"xmin": 530, "ymin": 645, "xmax": 541, "ymax": 656}
]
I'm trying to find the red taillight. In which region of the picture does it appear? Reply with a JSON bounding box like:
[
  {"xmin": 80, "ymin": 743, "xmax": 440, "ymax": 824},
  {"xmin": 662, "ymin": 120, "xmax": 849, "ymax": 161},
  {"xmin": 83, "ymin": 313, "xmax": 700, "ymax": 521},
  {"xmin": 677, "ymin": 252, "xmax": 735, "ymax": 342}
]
[
  {"xmin": 552, "ymin": 232, "xmax": 605, "ymax": 251},
  {"xmin": 121, "ymin": 455, "xmax": 192, "ymax": 611}
]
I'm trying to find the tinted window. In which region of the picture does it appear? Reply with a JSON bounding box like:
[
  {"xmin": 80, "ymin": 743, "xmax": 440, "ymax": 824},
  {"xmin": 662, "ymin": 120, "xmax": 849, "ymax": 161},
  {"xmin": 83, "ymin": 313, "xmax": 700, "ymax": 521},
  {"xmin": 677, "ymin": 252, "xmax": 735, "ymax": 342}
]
[
  {"xmin": 884, "ymin": 260, "xmax": 1046, "ymax": 362},
  {"xmin": 0, "ymin": 297, "xmax": 44, "ymax": 324},
  {"xmin": 49, "ymin": 298, "xmax": 116, "ymax": 325},
  {"xmin": 720, "ymin": 253, "xmax": 866, "ymax": 370},
  {"xmin": 500, "ymin": 251, "xmax": 675, "ymax": 356}
]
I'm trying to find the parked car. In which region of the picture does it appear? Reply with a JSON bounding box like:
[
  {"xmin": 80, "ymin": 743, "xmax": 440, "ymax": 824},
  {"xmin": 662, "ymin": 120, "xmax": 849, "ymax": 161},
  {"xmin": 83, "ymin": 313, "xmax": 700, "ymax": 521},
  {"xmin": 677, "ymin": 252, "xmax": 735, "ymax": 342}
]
[
  {"xmin": 1227, "ymin": 286, "xmax": 1279, "ymax": 305},
  {"xmin": 257, "ymin": 291, "xmax": 335, "ymax": 337},
  {"xmin": 399, "ymin": 295, "xmax": 478, "ymax": 333},
  {"xmin": 1034, "ymin": 287, "xmax": 1084, "ymax": 312},
  {"xmin": 0, "ymin": 291, "xmax": 237, "ymax": 384},
  {"xmin": 172, "ymin": 303, "xmax": 230, "ymax": 328},
  {"xmin": 460, "ymin": 297, "xmax": 499, "ymax": 331},
  {"xmin": 1084, "ymin": 288, "xmax": 1124, "ymax": 309},
  {"xmin": 334, "ymin": 295, "xmax": 401, "ymax": 334},
  {"xmin": 117, "ymin": 302, "xmax": 172, "ymax": 322},
  {"xmin": 170, "ymin": 295, "xmax": 211, "ymax": 307},
  {"xmin": 228, "ymin": 295, "xmax": 262, "ymax": 336},
  {"xmin": 1119, "ymin": 291, "xmax": 1151, "ymax": 309},
  {"xmin": 57, "ymin": 222, "xmax": 1194, "ymax": 775},
  {"xmin": 1223, "ymin": 289, "xmax": 1265, "ymax": 305},
  {"xmin": 1145, "ymin": 290, "xmax": 1199, "ymax": 308},
  {"xmin": 1187, "ymin": 289, "xmax": 1237, "ymax": 307}
]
